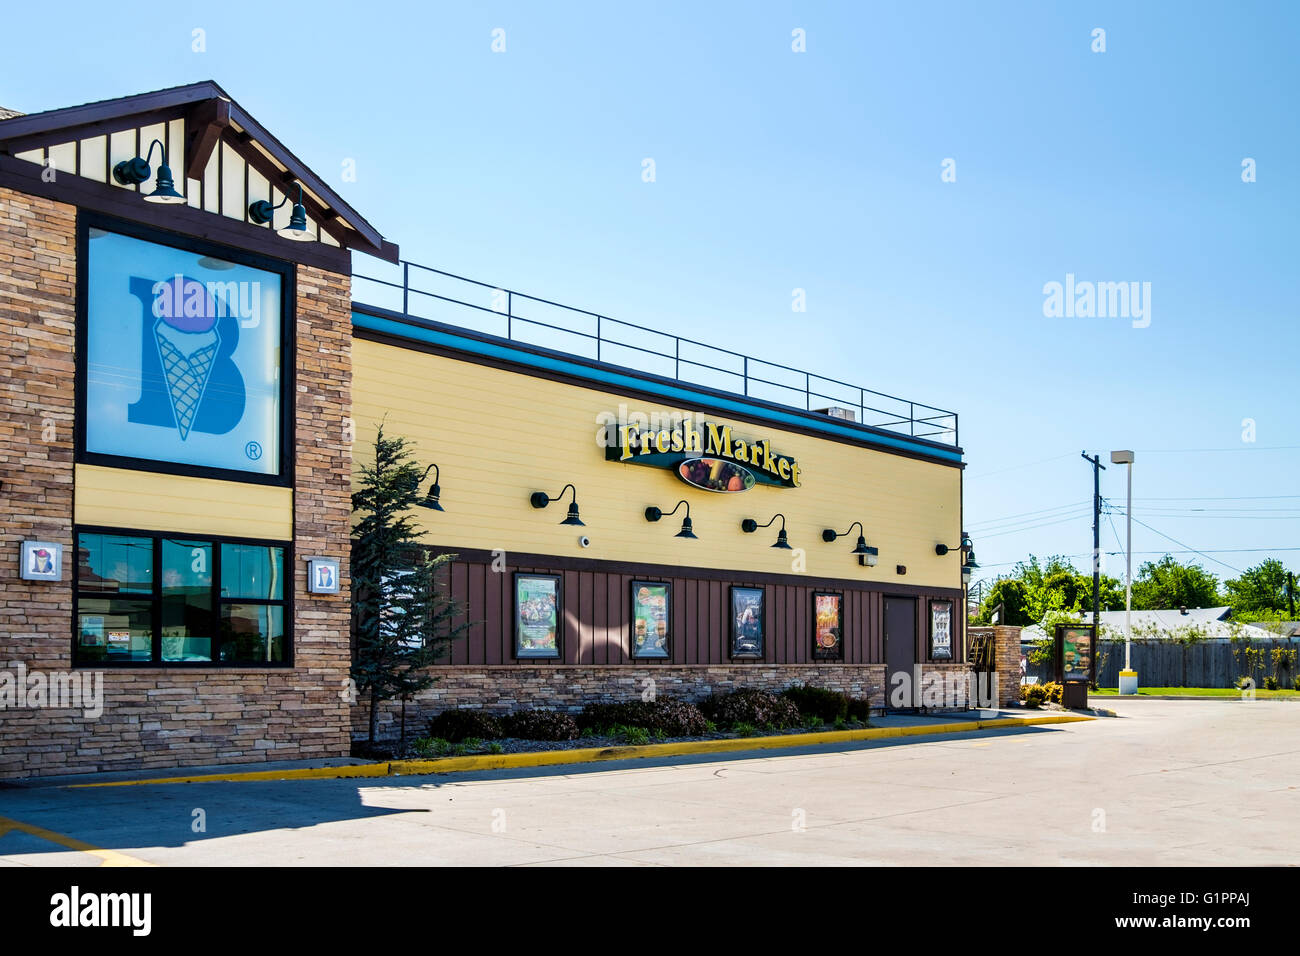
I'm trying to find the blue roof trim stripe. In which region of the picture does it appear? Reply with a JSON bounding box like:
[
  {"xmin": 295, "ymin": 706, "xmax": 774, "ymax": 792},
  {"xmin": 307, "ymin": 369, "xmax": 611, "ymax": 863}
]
[{"xmin": 352, "ymin": 311, "xmax": 964, "ymax": 465}]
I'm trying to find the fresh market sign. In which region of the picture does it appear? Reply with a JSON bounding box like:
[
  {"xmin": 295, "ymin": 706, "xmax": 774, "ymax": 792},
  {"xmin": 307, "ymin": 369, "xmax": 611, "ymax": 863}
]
[{"xmin": 604, "ymin": 416, "xmax": 801, "ymax": 489}]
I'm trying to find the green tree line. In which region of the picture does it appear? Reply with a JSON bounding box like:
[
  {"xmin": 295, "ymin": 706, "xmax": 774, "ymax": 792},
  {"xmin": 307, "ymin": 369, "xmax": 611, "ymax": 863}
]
[{"xmin": 971, "ymin": 555, "xmax": 1296, "ymax": 627}]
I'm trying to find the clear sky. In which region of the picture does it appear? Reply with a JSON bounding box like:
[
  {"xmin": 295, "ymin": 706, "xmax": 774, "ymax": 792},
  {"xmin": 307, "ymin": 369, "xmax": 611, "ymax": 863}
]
[{"xmin": 5, "ymin": 1, "xmax": 1297, "ymax": 593}]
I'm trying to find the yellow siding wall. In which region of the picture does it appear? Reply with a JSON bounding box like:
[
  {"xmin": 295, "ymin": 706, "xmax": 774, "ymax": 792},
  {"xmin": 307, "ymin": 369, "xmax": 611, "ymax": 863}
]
[
  {"xmin": 75, "ymin": 464, "xmax": 293, "ymax": 540},
  {"xmin": 353, "ymin": 339, "xmax": 963, "ymax": 589}
]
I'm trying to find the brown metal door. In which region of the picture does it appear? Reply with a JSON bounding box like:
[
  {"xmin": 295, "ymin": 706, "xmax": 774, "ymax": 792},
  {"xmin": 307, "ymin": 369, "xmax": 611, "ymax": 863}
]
[{"xmin": 884, "ymin": 597, "xmax": 917, "ymax": 707}]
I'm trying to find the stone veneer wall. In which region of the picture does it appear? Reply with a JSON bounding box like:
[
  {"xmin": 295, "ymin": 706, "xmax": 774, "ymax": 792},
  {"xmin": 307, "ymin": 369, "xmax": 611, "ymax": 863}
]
[
  {"xmin": 0, "ymin": 188, "xmax": 78, "ymax": 778},
  {"xmin": 353, "ymin": 662, "xmax": 979, "ymax": 742},
  {"xmin": 968, "ymin": 625, "xmax": 1022, "ymax": 707},
  {"xmin": 0, "ymin": 188, "xmax": 355, "ymax": 779}
]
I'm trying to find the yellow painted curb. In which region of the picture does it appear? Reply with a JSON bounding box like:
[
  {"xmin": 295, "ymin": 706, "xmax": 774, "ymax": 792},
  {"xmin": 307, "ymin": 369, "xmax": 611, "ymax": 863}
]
[{"xmin": 65, "ymin": 713, "xmax": 1091, "ymax": 788}]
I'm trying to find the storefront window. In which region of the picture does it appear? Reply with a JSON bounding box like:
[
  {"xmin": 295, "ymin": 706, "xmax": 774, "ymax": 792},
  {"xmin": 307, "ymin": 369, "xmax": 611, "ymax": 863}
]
[
  {"xmin": 220, "ymin": 542, "xmax": 284, "ymax": 600},
  {"xmin": 161, "ymin": 539, "xmax": 215, "ymax": 662},
  {"xmin": 81, "ymin": 222, "xmax": 287, "ymax": 480},
  {"xmin": 74, "ymin": 530, "xmax": 289, "ymax": 666}
]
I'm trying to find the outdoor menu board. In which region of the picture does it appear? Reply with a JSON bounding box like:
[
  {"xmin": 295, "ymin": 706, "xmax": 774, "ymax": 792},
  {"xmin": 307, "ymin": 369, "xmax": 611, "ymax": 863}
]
[
  {"xmin": 730, "ymin": 586, "xmax": 765, "ymax": 658},
  {"xmin": 1056, "ymin": 624, "xmax": 1093, "ymax": 681},
  {"xmin": 813, "ymin": 592, "xmax": 843, "ymax": 660},
  {"xmin": 631, "ymin": 581, "xmax": 671, "ymax": 658},
  {"xmin": 514, "ymin": 573, "xmax": 561, "ymax": 658},
  {"xmin": 930, "ymin": 600, "xmax": 953, "ymax": 661}
]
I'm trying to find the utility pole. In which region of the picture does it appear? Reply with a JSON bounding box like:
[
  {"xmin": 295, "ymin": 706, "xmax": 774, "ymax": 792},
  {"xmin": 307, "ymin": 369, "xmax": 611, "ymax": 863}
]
[{"xmin": 1081, "ymin": 451, "xmax": 1106, "ymax": 688}]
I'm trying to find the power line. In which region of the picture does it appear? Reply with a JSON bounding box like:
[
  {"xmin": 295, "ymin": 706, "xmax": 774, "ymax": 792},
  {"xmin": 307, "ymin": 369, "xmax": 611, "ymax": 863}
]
[
  {"xmin": 977, "ymin": 511, "xmax": 1093, "ymax": 540},
  {"xmin": 967, "ymin": 500, "xmax": 1090, "ymax": 529},
  {"xmin": 1135, "ymin": 494, "xmax": 1300, "ymax": 502},
  {"xmin": 1136, "ymin": 445, "xmax": 1300, "ymax": 454},
  {"xmin": 963, "ymin": 452, "xmax": 1075, "ymax": 481},
  {"xmin": 1125, "ymin": 515, "xmax": 1245, "ymax": 575}
]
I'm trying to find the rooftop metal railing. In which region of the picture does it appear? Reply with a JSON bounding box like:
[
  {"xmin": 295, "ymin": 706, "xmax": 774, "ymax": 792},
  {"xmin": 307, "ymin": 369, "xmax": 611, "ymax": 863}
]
[{"xmin": 351, "ymin": 260, "xmax": 959, "ymax": 447}]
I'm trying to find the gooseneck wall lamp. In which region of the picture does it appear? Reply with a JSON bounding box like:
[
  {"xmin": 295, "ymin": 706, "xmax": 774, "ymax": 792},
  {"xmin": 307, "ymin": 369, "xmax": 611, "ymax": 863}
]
[
  {"xmin": 530, "ymin": 484, "xmax": 584, "ymax": 526},
  {"xmin": 247, "ymin": 181, "xmax": 313, "ymax": 241},
  {"xmin": 645, "ymin": 500, "xmax": 696, "ymax": 539},
  {"xmin": 935, "ymin": 533, "xmax": 978, "ymax": 583},
  {"xmin": 741, "ymin": 514, "xmax": 792, "ymax": 550},
  {"xmin": 822, "ymin": 521, "xmax": 878, "ymax": 566},
  {"xmin": 418, "ymin": 464, "xmax": 444, "ymax": 512},
  {"xmin": 112, "ymin": 138, "xmax": 185, "ymax": 204}
]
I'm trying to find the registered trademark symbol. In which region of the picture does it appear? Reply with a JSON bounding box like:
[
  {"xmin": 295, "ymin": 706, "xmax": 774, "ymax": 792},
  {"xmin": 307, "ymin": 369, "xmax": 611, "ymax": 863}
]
[{"xmin": 245, "ymin": 441, "xmax": 263, "ymax": 461}]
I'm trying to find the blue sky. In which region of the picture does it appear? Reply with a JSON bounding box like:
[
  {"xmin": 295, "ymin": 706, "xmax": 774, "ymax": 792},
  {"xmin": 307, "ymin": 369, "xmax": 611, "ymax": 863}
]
[{"xmin": 5, "ymin": 1, "xmax": 1298, "ymax": 593}]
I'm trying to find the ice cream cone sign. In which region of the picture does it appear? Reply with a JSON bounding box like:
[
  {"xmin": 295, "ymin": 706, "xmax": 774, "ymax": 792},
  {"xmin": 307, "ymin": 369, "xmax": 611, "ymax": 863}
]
[{"xmin": 151, "ymin": 276, "xmax": 221, "ymax": 440}]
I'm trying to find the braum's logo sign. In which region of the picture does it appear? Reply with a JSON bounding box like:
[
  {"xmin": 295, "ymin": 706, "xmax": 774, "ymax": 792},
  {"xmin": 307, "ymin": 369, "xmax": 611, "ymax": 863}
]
[
  {"xmin": 135, "ymin": 274, "xmax": 259, "ymax": 441},
  {"xmin": 605, "ymin": 416, "xmax": 801, "ymax": 489}
]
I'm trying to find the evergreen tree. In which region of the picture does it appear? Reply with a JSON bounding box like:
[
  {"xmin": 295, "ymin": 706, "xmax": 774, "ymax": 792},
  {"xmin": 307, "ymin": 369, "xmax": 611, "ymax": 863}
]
[{"xmin": 351, "ymin": 425, "xmax": 470, "ymax": 749}]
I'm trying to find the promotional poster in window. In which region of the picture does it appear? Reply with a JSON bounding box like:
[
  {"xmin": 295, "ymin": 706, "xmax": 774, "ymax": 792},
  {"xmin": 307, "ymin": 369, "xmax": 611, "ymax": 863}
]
[
  {"xmin": 730, "ymin": 586, "xmax": 765, "ymax": 658},
  {"xmin": 813, "ymin": 592, "xmax": 843, "ymax": 660},
  {"xmin": 631, "ymin": 582, "xmax": 670, "ymax": 658},
  {"xmin": 515, "ymin": 574, "xmax": 560, "ymax": 658}
]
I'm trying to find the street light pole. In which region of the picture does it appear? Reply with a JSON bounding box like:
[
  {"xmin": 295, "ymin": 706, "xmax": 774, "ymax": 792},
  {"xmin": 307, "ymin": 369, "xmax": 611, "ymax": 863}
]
[{"xmin": 1111, "ymin": 450, "xmax": 1136, "ymax": 694}]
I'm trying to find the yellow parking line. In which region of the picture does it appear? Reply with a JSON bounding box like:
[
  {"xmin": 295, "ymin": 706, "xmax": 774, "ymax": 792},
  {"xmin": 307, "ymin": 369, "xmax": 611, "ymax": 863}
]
[{"xmin": 0, "ymin": 814, "xmax": 156, "ymax": 867}]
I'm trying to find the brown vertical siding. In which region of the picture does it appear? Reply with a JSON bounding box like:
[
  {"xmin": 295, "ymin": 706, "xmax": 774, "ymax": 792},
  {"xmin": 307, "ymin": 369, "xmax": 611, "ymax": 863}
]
[{"xmin": 431, "ymin": 558, "xmax": 960, "ymax": 668}]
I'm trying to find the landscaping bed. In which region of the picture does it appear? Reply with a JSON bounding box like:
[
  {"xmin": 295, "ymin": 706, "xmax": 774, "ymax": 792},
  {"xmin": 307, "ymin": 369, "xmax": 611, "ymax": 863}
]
[{"xmin": 353, "ymin": 685, "xmax": 875, "ymax": 760}]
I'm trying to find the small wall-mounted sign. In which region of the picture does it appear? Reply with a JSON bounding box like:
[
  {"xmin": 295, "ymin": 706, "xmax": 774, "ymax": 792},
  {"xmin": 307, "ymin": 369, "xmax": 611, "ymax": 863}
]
[
  {"xmin": 20, "ymin": 541, "xmax": 63, "ymax": 581},
  {"xmin": 307, "ymin": 557, "xmax": 340, "ymax": 594}
]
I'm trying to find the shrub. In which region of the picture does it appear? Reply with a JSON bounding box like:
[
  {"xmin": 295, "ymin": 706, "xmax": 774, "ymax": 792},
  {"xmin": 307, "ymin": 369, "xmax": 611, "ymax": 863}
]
[
  {"xmin": 780, "ymin": 684, "xmax": 850, "ymax": 723},
  {"xmin": 500, "ymin": 709, "xmax": 579, "ymax": 741},
  {"xmin": 846, "ymin": 697, "xmax": 872, "ymax": 722},
  {"xmin": 427, "ymin": 710, "xmax": 503, "ymax": 743},
  {"xmin": 1263, "ymin": 676, "xmax": 1279, "ymax": 691},
  {"xmin": 576, "ymin": 699, "xmax": 708, "ymax": 737},
  {"xmin": 1023, "ymin": 685, "xmax": 1048, "ymax": 708},
  {"xmin": 1040, "ymin": 682, "xmax": 1063, "ymax": 705},
  {"xmin": 1293, "ymin": 676, "xmax": 1300, "ymax": 692},
  {"xmin": 733, "ymin": 721, "xmax": 760, "ymax": 737},
  {"xmin": 614, "ymin": 725, "xmax": 651, "ymax": 746},
  {"xmin": 486, "ymin": 742, "xmax": 505, "ymax": 755},
  {"xmin": 701, "ymin": 689, "xmax": 801, "ymax": 729}
]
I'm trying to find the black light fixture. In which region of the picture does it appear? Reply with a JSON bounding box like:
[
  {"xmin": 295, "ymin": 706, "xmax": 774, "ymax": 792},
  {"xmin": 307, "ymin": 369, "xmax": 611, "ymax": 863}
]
[
  {"xmin": 741, "ymin": 514, "xmax": 791, "ymax": 550},
  {"xmin": 821, "ymin": 521, "xmax": 878, "ymax": 566},
  {"xmin": 936, "ymin": 532, "xmax": 977, "ymax": 568},
  {"xmin": 112, "ymin": 138, "xmax": 185, "ymax": 204},
  {"xmin": 418, "ymin": 463, "xmax": 444, "ymax": 512},
  {"xmin": 530, "ymin": 484, "xmax": 584, "ymax": 526},
  {"xmin": 248, "ymin": 181, "xmax": 313, "ymax": 241},
  {"xmin": 645, "ymin": 500, "xmax": 696, "ymax": 539}
]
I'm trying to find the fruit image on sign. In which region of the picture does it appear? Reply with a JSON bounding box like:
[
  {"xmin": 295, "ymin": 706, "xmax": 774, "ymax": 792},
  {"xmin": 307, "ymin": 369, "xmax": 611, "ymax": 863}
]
[{"xmin": 677, "ymin": 457, "xmax": 755, "ymax": 493}]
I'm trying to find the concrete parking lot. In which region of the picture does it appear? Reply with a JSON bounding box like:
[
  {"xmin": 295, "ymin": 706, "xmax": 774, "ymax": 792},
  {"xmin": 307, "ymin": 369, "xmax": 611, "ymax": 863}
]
[{"xmin": 1, "ymin": 699, "xmax": 1297, "ymax": 866}]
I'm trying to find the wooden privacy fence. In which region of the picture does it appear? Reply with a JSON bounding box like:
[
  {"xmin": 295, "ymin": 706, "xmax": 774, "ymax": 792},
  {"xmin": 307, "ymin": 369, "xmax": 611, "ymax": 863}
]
[{"xmin": 1023, "ymin": 638, "xmax": 1300, "ymax": 689}]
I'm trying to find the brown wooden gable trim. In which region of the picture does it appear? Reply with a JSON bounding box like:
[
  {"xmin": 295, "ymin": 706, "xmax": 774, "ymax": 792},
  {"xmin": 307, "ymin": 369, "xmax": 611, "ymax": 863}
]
[
  {"xmin": 0, "ymin": 153, "xmax": 352, "ymax": 274},
  {"xmin": 184, "ymin": 98, "xmax": 231, "ymax": 179},
  {"xmin": 0, "ymin": 80, "xmax": 396, "ymax": 263}
]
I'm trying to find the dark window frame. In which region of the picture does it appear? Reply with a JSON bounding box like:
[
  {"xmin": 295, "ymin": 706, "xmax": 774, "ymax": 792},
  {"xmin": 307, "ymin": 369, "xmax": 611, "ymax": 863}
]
[
  {"xmin": 729, "ymin": 585, "xmax": 766, "ymax": 661},
  {"xmin": 928, "ymin": 598, "xmax": 955, "ymax": 662},
  {"xmin": 812, "ymin": 590, "xmax": 845, "ymax": 662},
  {"xmin": 629, "ymin": 579, "xmax": 672, "ymax": 660},
  {"xmin": 72, "ymin": 525, "xmax": 294, "ymax": 668},
  {"xmin": 74, "ymin": 211, "xmax": 297, "ymax": 487},
  {"xmin": 512, "ymin": 572, "xmax": 563, "ymax": 661}
]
